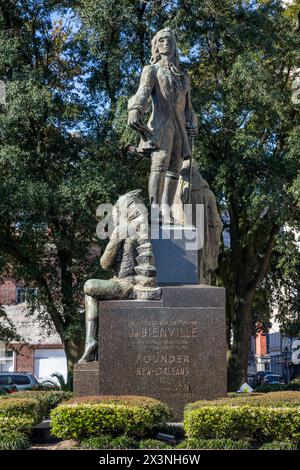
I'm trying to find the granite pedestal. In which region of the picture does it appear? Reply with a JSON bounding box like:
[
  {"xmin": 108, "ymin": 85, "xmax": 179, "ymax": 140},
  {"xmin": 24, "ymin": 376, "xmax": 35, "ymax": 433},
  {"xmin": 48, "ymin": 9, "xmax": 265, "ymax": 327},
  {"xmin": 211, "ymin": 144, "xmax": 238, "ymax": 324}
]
[
  {"xmin": 74, "ymin": 285, "xmax": 226, "ymax": 419},
  {"xmin": 151, "ymin": 226, "xmax": 200, "ymax": 285},
  {"xmin": 73, "ymin": 362, "xmax": 99, "ymax": 396}
]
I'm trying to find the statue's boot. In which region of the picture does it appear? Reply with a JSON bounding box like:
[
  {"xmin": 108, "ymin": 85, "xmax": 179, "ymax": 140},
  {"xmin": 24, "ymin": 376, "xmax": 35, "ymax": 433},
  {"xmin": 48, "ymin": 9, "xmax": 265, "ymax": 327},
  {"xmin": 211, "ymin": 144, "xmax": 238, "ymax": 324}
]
[
  {"xmin": 78, "ymin": 339, "xmax": 98, "ymax": 364},
  {"xmin": 161, "ymin": 175, "xmax": 179, "ymax": 224}
]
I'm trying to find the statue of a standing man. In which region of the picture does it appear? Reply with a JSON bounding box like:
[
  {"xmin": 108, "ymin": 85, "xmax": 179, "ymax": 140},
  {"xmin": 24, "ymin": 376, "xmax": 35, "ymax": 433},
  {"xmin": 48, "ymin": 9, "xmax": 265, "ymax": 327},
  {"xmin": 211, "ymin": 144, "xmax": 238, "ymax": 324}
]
[{"xmin": 128, "ymin": 28, "xmax": 198, "ymax": 222}]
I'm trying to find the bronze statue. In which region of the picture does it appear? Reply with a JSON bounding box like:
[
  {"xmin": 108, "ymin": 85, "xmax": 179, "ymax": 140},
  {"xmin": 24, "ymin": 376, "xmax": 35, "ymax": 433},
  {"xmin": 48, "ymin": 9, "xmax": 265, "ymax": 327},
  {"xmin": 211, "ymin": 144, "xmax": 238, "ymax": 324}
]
[
  {"xmin": 173, "ymin": 160, "xmax": 223, "ymax": 284},
  {"xmin": 79, "ymin": 190, "xmax": 161, "ymax": 363},
  {"xmin": 128, "ymin": 28, "xmax": 198, "ymax": 222}
]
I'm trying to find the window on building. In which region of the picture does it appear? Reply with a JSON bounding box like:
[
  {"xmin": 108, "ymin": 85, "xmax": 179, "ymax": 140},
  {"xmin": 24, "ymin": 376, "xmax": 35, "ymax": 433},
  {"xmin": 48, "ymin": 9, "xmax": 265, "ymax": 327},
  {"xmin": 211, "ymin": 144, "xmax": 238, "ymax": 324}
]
[
  {"xmin": 16, "ymin": 287, "xmax": 25, "ymax": 304},
  {"xmin": 16, "ymin": 287, "xmax": 37, "ymax": 304},
  {"xmin": 0, "ymin": 348, "xmax": 14, "ymax": 372},
  {"xmin": 270, "ymin": 354, "xmax": 282, "ymax": 375}
]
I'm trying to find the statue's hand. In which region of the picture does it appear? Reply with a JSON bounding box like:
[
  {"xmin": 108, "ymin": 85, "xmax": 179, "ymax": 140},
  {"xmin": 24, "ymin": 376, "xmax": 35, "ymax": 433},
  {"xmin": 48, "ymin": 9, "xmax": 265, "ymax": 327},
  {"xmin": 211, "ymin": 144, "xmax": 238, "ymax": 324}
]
[
  {"xmin": 128, "ymin": 108, "xmax": 153, "ymax": 139},
  {"xmin": 111, "ymin": 225, "xmax": 128, "ymax": 241},
  {"xmin": 186, "ymin": 122, "xmax": 198, "ymax": 138},
  {"xmin": 128, "ymin": 109, "xmax": 140, "ymax": 129}
]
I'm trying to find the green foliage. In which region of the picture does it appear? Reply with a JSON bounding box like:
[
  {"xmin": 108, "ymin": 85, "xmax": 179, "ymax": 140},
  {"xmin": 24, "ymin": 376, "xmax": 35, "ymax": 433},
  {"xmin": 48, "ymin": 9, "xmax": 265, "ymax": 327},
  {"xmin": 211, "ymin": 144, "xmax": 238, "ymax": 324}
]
[
  {"xmin": 0, "ymin": 397, "xmax": 41, "ymax": 422},
  {"xmin": 186, "ymin": 391, "xmax": 300, "ymax": 409},
  {"xmin": 0, "ymin": 416, "xmax": 35, "ymax": 434},
  {"xmin": 267, "ymin": 230, "xmax": 300, "ymax": 338},
  {"xmin": 67, "ymin": 395, "xmax": 171, "ymax": 422},
  {"xmin": 0, "ymin": 431, "xmax": 31, "ymax": 450},
  {"xmin": 0, "ymin": 307, "xmax": 20, "ymax": 343},
  {"xmin": 80, "ymin": 434, "xmax": 137, "ymax": 449},
  {"xmin": 259, "ymin": 440, "xmax": 298, "ymax": 451},
  {"xmin": 176, "ymin": 438, "xmax": 250, "ymax": 450},
  {"xmin": 139, "ymin": 439, "xmax": 173, "ymax": 450},
  {"xmin": 255, "ymin": 383, "xmax": 300, "ymax": 393},
  {"xmin": 50, "ymin": 396, "xmax": 171, "ymax": 440},
  {"xmin": 7, "ymin": 391, "xmax": 73, "ymax": 418},
  {"xmin": 184, "ymin": 405, "xmax": 300, "ymax": 442},
  {"xmin": 0, "ymin": 396, "xmax": 40, "ymax": 438},
  {"xmin": 47, "ymin": 372, "xmax": 71, "ymax": 392}
]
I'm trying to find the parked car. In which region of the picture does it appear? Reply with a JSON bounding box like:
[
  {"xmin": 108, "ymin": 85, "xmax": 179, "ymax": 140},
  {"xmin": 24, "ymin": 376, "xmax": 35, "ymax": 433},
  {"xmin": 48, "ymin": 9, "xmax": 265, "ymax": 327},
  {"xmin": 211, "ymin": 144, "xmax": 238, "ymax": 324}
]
[
  {"xmin": 0, "ymin": 372, "xmax": 39, "ymax": 391},
  {"xmin": 0, "ymin": 384, "xmax": 18, "ymax": 395},
  {"xmin": 254, "ymin": 371, "xmax": 272, "ymax": 386},
  {"xmin": 261, "ymin": 374, "xmax": 285, "ymax": 385}
]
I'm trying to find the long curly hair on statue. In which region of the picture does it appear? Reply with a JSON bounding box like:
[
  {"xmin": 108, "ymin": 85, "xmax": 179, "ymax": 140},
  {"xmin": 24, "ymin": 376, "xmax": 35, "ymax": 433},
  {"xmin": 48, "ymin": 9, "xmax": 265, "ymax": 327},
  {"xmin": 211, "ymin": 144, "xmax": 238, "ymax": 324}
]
[
  {"xmin": 150, "ymin": 28, "xmax": 180, "ymax": 68},
  {"xmin": 112, "ymin": 189, "xmax": 149, "ymax": 239}
]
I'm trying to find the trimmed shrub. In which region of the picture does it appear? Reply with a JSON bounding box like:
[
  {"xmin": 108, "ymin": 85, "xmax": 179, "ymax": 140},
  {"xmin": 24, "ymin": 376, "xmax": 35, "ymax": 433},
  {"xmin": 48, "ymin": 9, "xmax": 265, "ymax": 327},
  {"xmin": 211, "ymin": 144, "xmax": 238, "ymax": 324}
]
[
  {"xmin": 80, "ymin": 435, "xmax": 113, "ymax": 449},
  {"xmin": 176, "ymin": 438, "xmax": 251, "ymax": 450},
  {"xmin": 80, "ymin": 435, "xmax": 137, "ymax": 449},
  {"xmin": 0, "ymin": 397, "xmax": 40, "ymax": 421},
  {"xmin": 67, "ymin": 395, "xmax": 171, "ymax": 421},
  {"xmin": 51, "ymin": 396, "xmax": 171, "ymax": 440},
  {"xmin": 0, "ymin": 431, "xmax": 31, "ymax": 450},
  {"xmin": 186, "ymin": 391, "xmax": 300, "ymax": 410},
  {"xmin": 184, "ymin": 405, "xmax": 300, "ymax": 442},
  {"xmin": 227, "ymin": 392, "xmax": 251, "ymax": 398},
  {"xmin": 139, "ymin": 439, "xmax": 173, "ymax": 449},
  {"xmin": 259, "ymin": 440, "xmax": 297, "ymax": 450},
  {"xmin": 0, "ymin": 416, "xmax": 36, "ymax": 433},
  {"xmin": 9, "ymin": 391, "xmax": 73, "ymax": 418},
  {"xmin": 255, "ymin": 383, "xmax": 300, "ymax": 393}
]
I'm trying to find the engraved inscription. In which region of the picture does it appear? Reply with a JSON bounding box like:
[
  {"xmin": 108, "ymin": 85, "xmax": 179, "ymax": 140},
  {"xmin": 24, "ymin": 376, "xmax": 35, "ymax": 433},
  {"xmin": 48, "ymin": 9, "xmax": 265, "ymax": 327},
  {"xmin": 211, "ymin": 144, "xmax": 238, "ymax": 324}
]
[
  {"xmin": 127, "ymin": 318, "xmax": 199, "ymax": 392},
  {"xmin": 128, "ymin": 319, "xmax": 198, "ymax": 339}
]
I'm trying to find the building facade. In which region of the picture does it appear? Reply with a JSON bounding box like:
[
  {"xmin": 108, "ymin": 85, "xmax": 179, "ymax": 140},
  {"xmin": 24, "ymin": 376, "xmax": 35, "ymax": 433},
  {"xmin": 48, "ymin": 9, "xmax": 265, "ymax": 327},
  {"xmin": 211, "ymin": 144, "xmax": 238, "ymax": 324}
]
[
  {"xmin": 248, "ymin": 321, "xmax": 294, "ymax": 382},
  {"xmin": 0, "ymin": 280, "xmax": 67, "ymax": 382}
]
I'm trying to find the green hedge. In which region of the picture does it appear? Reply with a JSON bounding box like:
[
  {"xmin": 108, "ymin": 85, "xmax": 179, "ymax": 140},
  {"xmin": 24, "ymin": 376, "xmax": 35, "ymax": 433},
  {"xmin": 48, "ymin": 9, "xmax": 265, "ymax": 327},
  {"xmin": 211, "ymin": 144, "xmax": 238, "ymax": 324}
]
[
  {"xmin": 186, "ymin": 391, "xmax": 300, "ymax": 410},
  {"xmin": 176, "ymin": 438, "xmax": 251, "ymax": 450},
  {"xmin": 9, "ymin": 391, "xmax": 73, "ymax": 418},
  {"xmin": 184, "ymin": 405, "xmax": 300, "ymax": 442},
  {"xmin": 0, "ymin": 392, "xmax": 72, "ymax": 435},
  {"xmin": 139, "ymin": 439, "xmax": 173, "ymax": 449},
  {"xmin": 51, "ymin": 395, "xmax": 171, "ymax": 440},
  {"xmin": 0, "ymin": 397, "xmax": 41, "ymax": 422},
  {"xmin": 255, "ymin": 383, "xmax": 300, "ymax": 393},
  {"xmin": 80, "ymin": 435, "xmax": 138, "ymax": 449},
  {"xmin": 259, "ymin": 440, "xmax": 298, "ymax": 450},
  {"xmin": 0, "ymin": 416, "xmax": 36, "ymax": 433},
  {"xmin": 0, "ymin": 395, "xmax": 37, "ymax": 436}
]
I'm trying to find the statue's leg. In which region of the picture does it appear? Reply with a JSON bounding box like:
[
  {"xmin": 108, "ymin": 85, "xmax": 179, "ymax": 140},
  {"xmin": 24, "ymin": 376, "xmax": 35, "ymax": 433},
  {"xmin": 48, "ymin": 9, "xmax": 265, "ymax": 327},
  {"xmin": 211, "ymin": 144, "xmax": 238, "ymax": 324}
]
[
  {"xmin": 150, "ymin": 148, "xmax": 171, "ymax": 216},
  {"xmin": 79, "ymin": 278, "xmax": 133, "ymax": 363},
  {"xmin": 148, "ymin": 169, "xmax": 165, "ymax": 207},
  {"xmin": 149, "ymin": 150, "xmax": 166, "ymax": 208},
  {"xmin": 161, "ymin": 173, "xmax": 179, "ymax": 222},
  {"xmin": 161, "ymin": 140, "xmax": 183, "ymax": 222},
  {"xmin": 78, "ymin": 294, "xmax": 99, "ymax": 363}
]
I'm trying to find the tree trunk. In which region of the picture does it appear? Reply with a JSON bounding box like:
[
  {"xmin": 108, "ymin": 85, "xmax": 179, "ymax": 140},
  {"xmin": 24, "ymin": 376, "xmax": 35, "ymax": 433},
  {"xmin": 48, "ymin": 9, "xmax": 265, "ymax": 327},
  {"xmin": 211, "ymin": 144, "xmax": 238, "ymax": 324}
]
[
  {"xmin": 63, "ymin": 339, "xmax": 82, "ymax": 391},
  {"xmin": 228, "ymin": 298, "xmax": 253, "ymax": 391}
]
